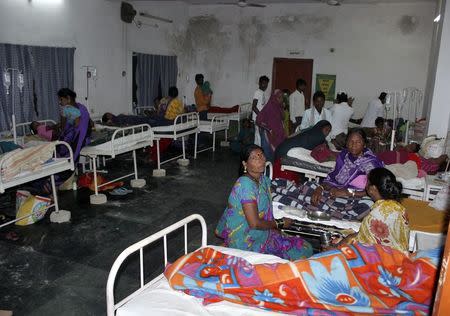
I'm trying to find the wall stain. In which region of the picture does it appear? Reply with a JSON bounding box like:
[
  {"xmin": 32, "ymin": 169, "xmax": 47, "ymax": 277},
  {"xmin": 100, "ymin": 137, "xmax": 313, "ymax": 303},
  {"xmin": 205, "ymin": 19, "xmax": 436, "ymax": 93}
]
[
  {"xmin": 398, "ymin": 15, "xmax": 419, "ymax": 35},
  {"xmin": 238, "ymin": 16, "xmax": 267, "ymax": 70},
  {"xmin": 167, "ymin": 15, "xmax": 231, "ymax": 81},
  {"xmin": 273, "ymin": 15, "xmax": 333, "ymax": 38}
]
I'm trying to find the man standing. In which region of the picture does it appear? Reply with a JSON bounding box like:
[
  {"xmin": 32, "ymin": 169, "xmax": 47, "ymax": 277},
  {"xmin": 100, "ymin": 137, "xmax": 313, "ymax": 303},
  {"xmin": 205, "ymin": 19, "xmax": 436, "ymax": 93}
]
[
  {"xmin": 194, "ymin": 73, "xmax": 209, "ymax": 120},
  {"xmin": 252, "ymin": 75, "xmax": 269, "ymax": 146},
  {"xmin": 299, "ymin": 91, "xmax": 331, "ymax": 131},
  {"xmin": 361, "ymin": 92, "xmax": 387, "ymax": 128},
  {"xmin": 329, "ymin": 92, "xmax": 354, "ymax": 139},
  {"xmin": 289, "ymin": 78, "xmax": 306, "ymax": 131}
]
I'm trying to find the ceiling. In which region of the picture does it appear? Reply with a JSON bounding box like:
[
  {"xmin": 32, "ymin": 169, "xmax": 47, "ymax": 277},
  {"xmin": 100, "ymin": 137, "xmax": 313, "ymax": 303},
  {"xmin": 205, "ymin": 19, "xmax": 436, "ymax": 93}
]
[{"xmin": 130, "ymin": 0, "xmax": 435, "ymax": 3}]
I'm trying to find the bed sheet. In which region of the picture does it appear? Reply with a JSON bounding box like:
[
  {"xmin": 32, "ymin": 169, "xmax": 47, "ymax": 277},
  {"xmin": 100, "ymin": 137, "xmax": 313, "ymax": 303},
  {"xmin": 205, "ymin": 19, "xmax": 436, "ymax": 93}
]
[{"xmin": 116, "ymin": 246, "xmax": 286, "ymax": 316}]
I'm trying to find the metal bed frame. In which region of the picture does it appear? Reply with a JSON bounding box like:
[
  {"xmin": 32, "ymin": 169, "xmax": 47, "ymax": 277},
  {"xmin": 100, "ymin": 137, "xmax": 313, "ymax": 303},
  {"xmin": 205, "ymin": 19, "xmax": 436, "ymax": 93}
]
[
  {"xmin": 0, "ymin": 141, "xmax": 75, "ymax": 225},
  {"xmin": 152, "ymin": 112, "xmax": 200, "ymax": 177},
  {"xmin": 106, "ymin": 214, "xmax": 207, "ymax": 316},
  {"xmin": 80, "ymin": 124, "xmax": 154, "ymax": 205},
  {"xmin": 196, "ymin": 114, "xmax": 230, "ymax": 154}
]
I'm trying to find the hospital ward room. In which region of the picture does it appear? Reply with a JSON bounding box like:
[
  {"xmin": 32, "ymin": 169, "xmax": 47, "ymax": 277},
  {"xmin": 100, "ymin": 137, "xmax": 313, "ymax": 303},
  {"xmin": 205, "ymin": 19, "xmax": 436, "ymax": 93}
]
[{"xmin": 2, "ymin": 0, "xmax": 450, "ymax": 315}]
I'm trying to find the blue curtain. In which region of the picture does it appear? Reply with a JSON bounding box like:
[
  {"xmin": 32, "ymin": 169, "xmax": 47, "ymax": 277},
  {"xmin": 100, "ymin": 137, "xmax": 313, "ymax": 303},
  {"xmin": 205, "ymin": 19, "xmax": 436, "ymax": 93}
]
[
  {"xmin": 0, "ymin": 44, "xmax": 34, "ymax": 131},
  {"xmin": 135, "ymin": 53, "xmax": 177, "ymax": 107},
  {"xmin": 0, "ymin": 44, "xmax": 74, "ymax": 131},
  {"xmin": 31, "ymin": 46, "xmax": 75, "ymax": 121}
]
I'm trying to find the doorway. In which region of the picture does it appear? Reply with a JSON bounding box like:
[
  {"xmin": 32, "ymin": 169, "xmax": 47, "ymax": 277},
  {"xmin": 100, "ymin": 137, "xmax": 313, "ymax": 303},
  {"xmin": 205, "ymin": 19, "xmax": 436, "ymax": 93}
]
[{"xmin": 272, "ymin": 58, "xmax": 313, "ymax": 107}]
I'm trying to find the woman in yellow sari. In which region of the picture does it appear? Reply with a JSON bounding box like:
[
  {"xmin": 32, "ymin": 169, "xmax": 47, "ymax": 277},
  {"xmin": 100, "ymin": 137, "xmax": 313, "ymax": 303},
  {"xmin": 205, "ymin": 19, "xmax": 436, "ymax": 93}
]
[{"xmin": 334, "ymin": 168, "xmax": 410, "ymax": 253}]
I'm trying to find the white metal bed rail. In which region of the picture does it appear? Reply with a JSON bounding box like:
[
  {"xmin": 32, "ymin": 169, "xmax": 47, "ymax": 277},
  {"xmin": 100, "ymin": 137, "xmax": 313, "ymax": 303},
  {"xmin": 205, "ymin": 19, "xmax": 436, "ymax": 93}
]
[
  {"xmin": 12, "ymin": 119, "xmax": 57, "ymax": 137},
  {"xmin": 196, "ymin": 114, "xmax": 230, "ymax": 154},
  {"xmin": 109, "ymin": 124, "xmax": 154, "ymax": 158},
  {"xmin": 106, "ymin": 214, "xmax": 208, "ymax": 316},
  {"xmin": 133, "ymin": 105, "xmax": 155, "ymax": 115},
  {"xmin": 0, "ymin": 141, "xmax": 74, "ymax": 227}
]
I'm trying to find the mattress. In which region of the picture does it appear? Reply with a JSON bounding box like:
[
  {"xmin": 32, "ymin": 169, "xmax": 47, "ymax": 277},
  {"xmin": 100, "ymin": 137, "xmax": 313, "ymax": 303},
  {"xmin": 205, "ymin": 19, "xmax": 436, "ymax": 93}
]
[
  {"xmin": 286, "ymin": 147, "xmax": 336, "ymax": 169},
  {"xmin": 81, "ymin": 130, "xmax": 153, "ymax": 157},
  {"xmin": 116, "ymin": 246, "xmax": 286, "ymax": 316}
]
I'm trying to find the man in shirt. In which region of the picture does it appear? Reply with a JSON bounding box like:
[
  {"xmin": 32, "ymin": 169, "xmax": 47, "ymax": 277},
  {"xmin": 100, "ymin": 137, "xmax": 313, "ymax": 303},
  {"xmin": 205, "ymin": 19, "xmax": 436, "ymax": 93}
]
[
  {"xmin": 194, "ymin": 73, "xmax": 209, "ymax": 120},
  {"xmin": 361, "ymin": 92, "xmax": 387, "ymax": 128},
  {"xmin": 329, "ymin": 92, "xmax": 354, "ymax": 139},
  {"xmin": 299, "ymin": 91, "xmax": 331, "ymax": 131},
  {"xmin": 289, "ymin": 78, "xmax": 306, "ymax": 131},
  {"xmin": 251, "ymin": 75, "xmax": 269, "ymax": 146}
]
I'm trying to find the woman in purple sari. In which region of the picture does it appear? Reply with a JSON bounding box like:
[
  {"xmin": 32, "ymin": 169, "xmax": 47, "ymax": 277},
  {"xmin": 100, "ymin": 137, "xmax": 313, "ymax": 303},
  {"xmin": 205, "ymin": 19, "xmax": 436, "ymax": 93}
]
[
  {"xmin": 256, "ymin": 89, "xmax": 286, "ymax": 162},
  {"xmin": 57, "ymin": 88, "xmax": 92, "ymax": 162},
  {"xmin": 272, "ymin": 129, "xmax": 384, "ymax": 220}
]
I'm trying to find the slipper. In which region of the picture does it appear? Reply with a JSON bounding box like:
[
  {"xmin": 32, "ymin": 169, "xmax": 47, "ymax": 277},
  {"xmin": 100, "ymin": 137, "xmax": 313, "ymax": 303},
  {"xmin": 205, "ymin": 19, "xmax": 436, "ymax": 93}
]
[{"xmin": 109, "ymin": 187, "xmax": 133, "ymax": 196}]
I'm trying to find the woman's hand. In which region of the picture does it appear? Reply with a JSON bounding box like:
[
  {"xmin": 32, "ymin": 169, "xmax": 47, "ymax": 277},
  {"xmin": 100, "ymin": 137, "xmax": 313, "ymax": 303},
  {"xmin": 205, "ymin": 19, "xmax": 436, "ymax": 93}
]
[
  {"xmin": 329, "ymin": 188, "xmax": 350, "ymax": 198},
  {"xmin": 282, "ymin": 218, "xmax": 293, "ymax": 229},
  {"xmin": 311, "ymin": 187, "xmax": 323, "ymax": 206}
]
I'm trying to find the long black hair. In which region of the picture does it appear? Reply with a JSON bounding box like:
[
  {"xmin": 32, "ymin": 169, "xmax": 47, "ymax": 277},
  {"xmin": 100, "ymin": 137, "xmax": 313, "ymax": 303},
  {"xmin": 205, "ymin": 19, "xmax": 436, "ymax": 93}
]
[
  {"xmin": 57, "ymin": 88, "xmax": 77, "ymax": 100},
  {"xmin": 238, "ymin": 144, "xmax": 263, "ymax": 176},
  {"xmin": 368, "ymin": 168, "xmax": 403, "ymax": 201}
]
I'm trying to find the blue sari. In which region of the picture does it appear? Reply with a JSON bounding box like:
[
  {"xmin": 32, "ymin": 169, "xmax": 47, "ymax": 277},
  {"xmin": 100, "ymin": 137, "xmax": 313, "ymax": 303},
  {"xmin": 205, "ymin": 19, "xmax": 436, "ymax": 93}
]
[{"xmin": 216, "ymin": 175, "xmax": 312, "ymax": 260}]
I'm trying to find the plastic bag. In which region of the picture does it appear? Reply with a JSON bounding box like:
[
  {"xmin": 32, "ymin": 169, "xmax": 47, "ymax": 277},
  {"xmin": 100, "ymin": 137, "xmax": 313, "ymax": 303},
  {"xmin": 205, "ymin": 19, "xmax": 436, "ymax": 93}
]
[
  {"xmin": 429, "ymin": 185, "xmax": 450, "ymax": 211},
  {"xmin": 16, "ymin": 194, "xmax": 51, "ymax": 226}
]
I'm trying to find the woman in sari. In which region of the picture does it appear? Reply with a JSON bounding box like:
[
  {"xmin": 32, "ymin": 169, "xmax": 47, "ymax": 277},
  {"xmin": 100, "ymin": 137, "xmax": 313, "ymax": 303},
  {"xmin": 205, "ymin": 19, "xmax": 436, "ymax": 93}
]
[
  {"xmin": 216, "ymin": 145, "xmax": 313, "ymax": 260},
  {"xmin": 273, "ymin": 120, "xmax": 332, "ymax": 182},
  {"xmin": 256, "ymin": 89, "xmax": 286, "ymax": 162},
  {"xmin": 272, "ymin": 129, "xmax": 384, "ymax": 220},
  {"xmin": 57, "ymin": 88, "xmax": 92, "ymax": 162}
]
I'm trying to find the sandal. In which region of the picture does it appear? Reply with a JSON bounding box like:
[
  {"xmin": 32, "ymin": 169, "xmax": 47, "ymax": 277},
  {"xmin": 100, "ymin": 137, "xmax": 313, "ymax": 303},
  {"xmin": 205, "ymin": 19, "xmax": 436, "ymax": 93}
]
[{"xmin": 109, "ymin": 187, "xmax": 133, "ymax": 196}]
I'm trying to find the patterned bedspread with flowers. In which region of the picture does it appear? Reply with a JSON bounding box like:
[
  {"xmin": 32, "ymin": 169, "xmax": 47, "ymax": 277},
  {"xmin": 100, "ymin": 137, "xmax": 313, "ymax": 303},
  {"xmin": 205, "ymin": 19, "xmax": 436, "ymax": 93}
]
[{"xmin": 164, "ymin": 243, "xmax": 440, "ymax": 315}]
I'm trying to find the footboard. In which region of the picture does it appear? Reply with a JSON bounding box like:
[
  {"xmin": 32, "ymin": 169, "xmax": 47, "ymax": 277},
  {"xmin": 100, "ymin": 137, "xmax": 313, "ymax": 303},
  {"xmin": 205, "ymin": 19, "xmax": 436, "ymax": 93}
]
[
  {"xmin": 110, "ymin": 124, "xmax": 154, "ymax": 157},
  {"xmin": 106, "ymin": 214, "xmax": 208, "ymax": 316}
]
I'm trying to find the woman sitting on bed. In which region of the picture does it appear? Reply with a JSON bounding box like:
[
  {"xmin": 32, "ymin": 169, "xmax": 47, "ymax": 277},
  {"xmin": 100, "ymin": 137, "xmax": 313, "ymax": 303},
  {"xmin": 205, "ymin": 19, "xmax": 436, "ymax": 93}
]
[
  {"xmin": 272, "ymin": 128, "xmax": 384, "ymax": 220},
  {"xmin": 216, "ymin": 145, "xmax": 313, "ymax": 260},
  {"xmin": 330, "ymin": 168, "xmax": 409, "ymax": 253},
  {"xmin": 272, "ymin": 120, "xmax": 332, "ymax": 182}
]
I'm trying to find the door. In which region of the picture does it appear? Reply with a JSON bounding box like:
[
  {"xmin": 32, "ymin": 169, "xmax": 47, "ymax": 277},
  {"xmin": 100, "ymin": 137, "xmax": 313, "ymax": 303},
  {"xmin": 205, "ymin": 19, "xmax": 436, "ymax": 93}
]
[{"xmin": 272, "ymin": 58, "xmax": 313, "ymax": 107}]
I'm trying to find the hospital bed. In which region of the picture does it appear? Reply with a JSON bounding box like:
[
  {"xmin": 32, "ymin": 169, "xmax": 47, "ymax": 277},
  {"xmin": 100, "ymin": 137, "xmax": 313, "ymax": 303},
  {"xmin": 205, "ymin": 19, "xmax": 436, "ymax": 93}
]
[
  {"xmin": 196, "ymin": 114, "xmax": 230, "ymax": 154},
  {"xmin": 80, "ymin": 124, "xmax": 154, "ymax": 205},
  {"xmin": 207, "ymin": 102, "xmax": 252, "ymax": 134},
  {"xmin": 3, "ymin": 119, "xmax": 57, "ymax": 147},
  {"xmin": 273, "ymin": 201, "xmax": 445, "ymax": 253},
  {"xmin": 280, "ymin": 147, "xmax": 334, "ymax": 181},
  {"xmin": 151, "ymin": 112, "xmax": 200, "ymax": 177},
  {"xmin": 107, "ymin": 214, "xmax": 289, "ymax": 316},
  {"xmin": 0, "ymin": 141, "xmax": 75, "ymax": 225}
]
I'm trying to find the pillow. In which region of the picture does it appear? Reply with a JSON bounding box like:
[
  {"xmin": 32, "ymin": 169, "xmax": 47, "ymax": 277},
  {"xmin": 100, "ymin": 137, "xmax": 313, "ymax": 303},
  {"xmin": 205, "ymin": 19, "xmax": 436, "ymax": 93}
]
[{"xmin": 423, "ymin": 138, "xmax": 445, "ymax": 159}]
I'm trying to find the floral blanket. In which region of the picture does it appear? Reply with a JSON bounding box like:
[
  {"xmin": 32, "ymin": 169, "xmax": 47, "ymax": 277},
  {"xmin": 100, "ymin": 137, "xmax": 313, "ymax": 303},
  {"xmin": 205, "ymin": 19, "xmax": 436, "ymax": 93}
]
[{"xmin": 165, "ymin": 244, "xmax": 440, "ymax": 315}]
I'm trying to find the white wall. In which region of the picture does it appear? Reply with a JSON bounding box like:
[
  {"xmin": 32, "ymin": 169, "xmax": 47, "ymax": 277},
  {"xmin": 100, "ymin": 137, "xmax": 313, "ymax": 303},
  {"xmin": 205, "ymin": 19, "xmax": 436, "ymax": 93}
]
[
  {"xmin": 0, "ymin": 0, "xmax": 127, "ymax": 116},
  {"xmin": 178, "ymin": 2, "xmax": 435, "ymax": 118},
  {"xmin": 0, "ymin": 0, "xmax": 435, "ymax": 120},
  {"xmin": 428, "ymin": 0, "xmax": 450, "ymax": 138}
]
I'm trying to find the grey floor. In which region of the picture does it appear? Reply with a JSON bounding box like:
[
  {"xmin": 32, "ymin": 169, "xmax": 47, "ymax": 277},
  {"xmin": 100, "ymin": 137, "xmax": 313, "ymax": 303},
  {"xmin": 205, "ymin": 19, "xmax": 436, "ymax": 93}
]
[{"xmin": 0, "ymin": 138, "xmax": 238, "ymax": 315}]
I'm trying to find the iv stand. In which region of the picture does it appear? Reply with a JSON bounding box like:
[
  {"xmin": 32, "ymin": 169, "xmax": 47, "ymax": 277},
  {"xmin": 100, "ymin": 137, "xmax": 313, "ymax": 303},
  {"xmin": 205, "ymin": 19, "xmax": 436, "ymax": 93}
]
[
  {"xmin": 5, "ymin": 68, "xmax": 23, "ymax": 144},
  {"xmin": 81, "ymin": 65, "xmax": 96, "ymax": 112}
]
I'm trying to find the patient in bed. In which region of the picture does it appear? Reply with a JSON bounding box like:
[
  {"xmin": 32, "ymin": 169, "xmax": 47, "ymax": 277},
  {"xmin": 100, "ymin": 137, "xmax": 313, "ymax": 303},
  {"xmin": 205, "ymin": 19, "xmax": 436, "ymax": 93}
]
[{"xmin": 30, "ymin": 121, "xmax": 59, "ymax": 141}]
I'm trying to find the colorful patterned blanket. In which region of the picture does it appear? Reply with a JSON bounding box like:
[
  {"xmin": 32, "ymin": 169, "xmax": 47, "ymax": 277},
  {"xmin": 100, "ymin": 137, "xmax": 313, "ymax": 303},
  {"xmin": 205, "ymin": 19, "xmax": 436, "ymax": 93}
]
[{"xmin": 165, "ymin": 244, "xmax": 440, "ymax": 315}]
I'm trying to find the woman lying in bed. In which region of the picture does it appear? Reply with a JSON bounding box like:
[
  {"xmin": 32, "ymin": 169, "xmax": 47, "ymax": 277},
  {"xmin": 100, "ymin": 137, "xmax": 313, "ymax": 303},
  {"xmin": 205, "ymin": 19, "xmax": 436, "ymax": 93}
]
[
  {"xmin": 273, "ymin": 120, "xmax": 332, "ymax": 182},
  {"xmin": 377, "ymin": 142, "xmax": 448, "ymax": 175},
  {"xmin": 215, "ymin": 145, "xmax": 313, "ymax": 260},
  {"xmin": 272, "ymin": 128, "xmax": 384, "ymax": 220}
]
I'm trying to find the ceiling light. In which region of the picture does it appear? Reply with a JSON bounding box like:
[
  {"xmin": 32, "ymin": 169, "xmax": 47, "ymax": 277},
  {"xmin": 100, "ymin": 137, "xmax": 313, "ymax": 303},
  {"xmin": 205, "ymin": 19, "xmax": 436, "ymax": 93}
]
[
  {"xmin": 434, "ymin": 14, "xmax": 441, "ymax": 22},
  {"xmin": 327, "ymin": 0, "xmax": 340, "ymax": 5}
]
